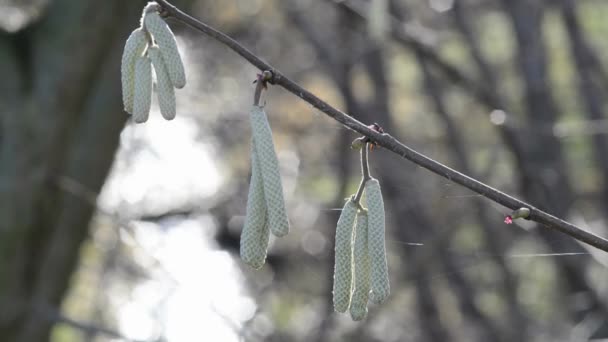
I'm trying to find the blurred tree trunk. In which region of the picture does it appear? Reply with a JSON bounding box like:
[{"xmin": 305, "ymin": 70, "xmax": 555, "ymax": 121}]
[
  {"xmin": 415, "ymin": 51, "xmax": 525, "ymax": 342},
  {"xmin": 501, "ymin": 0, "xmax": 608, "ymax": 324},
  {"xmin": 500, "ymin": 0, "xmax": 573, "ymax": 210},
  {"xmin": 450, "ymin": 0, "xmax": 528, "ymax": 184},
  {"xmin": 0, "ymin": 1, "xmax": 186, "ymax": 341},
  {"xmin": 560, "ymin": 0, "xmax": 608, "ymax": 210}
]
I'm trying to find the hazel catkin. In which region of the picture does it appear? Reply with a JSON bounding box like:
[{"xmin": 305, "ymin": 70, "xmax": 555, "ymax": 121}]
[
  {"xmin": 121, "ymin": 28, "xmax": 148, "ymax": 114},
  {"xmin": 350, "ymin": 210, "xmax": 371, "ymax": 321},
  {"xmin": 240, "ymin": 145, "xmax": 270, "ymax": 269},
  {"xmin": 250, "ymin": 105, "xmax": 290, "ymax": 237},
  {"xmin": 365, "ymin": 178, "xmax": 390, "ymax": 304},
  {"xmin": 148, "ymin": 45, "xmax": 176, "ymax": 120},
  {"xmin": 132, "ymin": 55, "xmax": 153, "ymax": 123},
  {"xmin": 333, "ymin": 199, "xmax": 357, "ymax": 313},
  {"xmin": 144, "ymin": 11, "xmax": 186, "ymax": 88}
]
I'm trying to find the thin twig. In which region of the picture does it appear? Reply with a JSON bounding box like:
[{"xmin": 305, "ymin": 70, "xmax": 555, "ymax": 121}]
[
  {"xmin": 353, "ymin": 143, "xmax": 371, "ymax": 205},
  {"xmin": 361, "ymin": 143, "xmax": 371, "ymax": 181},
  {"xmin": 153, "ymin": 0, "xmax": 608, "ymax": 253},
  {"xmin": 253, "ymin": 70, "xmax": 272, "ymax": 106}
]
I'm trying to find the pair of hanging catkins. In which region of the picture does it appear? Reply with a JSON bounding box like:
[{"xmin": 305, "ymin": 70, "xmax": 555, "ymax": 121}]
[
  {"xmin": 121, "ymin": 2, "xmax": 186, "ymax": 123},
  {"xmin": 240, "ymin": 105, "xmax": 290, "ymax": 269},
  {"xmin": 334, "ymin": 177, "xmax": 390, "ymax": 321}
]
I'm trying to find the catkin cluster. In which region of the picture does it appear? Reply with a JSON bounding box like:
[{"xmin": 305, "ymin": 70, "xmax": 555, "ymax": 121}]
[
  {"xmin": 121, "ymin": 2, "xmax": 186, "ymax": 123},
  {"xmin": 120, "ymin": 2, "xmax": 392, "ymax": 321},
  {"xmin": 240, "ymin": 105, "xmax": 290, "ymax": 269},
  {"xmin": 333, "ymin": 178, "xmax": 390, "ymax": 321}
]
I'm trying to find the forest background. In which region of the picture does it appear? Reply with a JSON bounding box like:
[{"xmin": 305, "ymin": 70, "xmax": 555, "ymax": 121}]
[{"xmin": 2, "ymin": 0, "xmax": 608, "ymax": 341}]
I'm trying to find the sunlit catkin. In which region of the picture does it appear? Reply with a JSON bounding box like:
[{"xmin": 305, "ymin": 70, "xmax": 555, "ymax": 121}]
[
  {"xmin": 148, "ymin": 46, "xmax": 176, "ymax": 120},
  {"xmin": 350, "ymin": 210, "xmax": 371, "ymax": 321},
  {"xmin": 250, "ymin": 106, "xmax": 289, "ymax": 237},
  {"xmin": 333, "ymin": 199, "xmax": 357, "ymax": 313},
  {"xmin": 240, "ymin": 145, "xmax": 270, "ymax": 269},
  {"xmin": 144, "ymin": 11, "xmax": 186, "ymax": 88},
  {"xmin": 365, "ymin": 178, "xmax": 390, "ymax": 304},
  {"xmin": 133, "ymin": 55, "xmax": 153, "ymax": 123},
  {"xmin": 121, "ymin": 28, "xmax": 148, "ymax": 114}
]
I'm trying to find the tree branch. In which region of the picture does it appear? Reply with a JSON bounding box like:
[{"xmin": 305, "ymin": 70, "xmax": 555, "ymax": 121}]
[{"xmin": 153, "ymin": 0, "xmax": 608, "ymax": 253}]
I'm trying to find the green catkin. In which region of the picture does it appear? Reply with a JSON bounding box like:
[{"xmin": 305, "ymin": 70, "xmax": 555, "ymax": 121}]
[
  {"xmin": 250, "ymin": 106, "xmax": 290, "ymax": 237},
  {"xmin": 350, "ymin": 210, "xmax": 371, "ymax": 321},
  {"xmin": 133, "ymin": 55, "xmax": 153, "ymax": 123},
  {"xmin": 121, "ymin": 28, "xmax": 148, "ymax": 114},
  {"xmin": 365, "ymin": 178, "xmax": 390, "ymax": 304},
  {"xmin": 333, "ymin": 199, "xmax": 357, "ymax": 313},
  {"xmin": 240, "ymin": 145, "xmax": 270, "ymax": 269},
  {"xmin": 144, "ymin": 11, "xmax": 186, "ymax": 88},
  {"xmin": 148, "ymin": 46, "xmax": 176, "ymax": 120}
]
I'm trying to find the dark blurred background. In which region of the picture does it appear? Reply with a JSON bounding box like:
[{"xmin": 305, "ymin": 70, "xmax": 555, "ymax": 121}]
[{"xmin": 2, "ymin": 0, "xmax": 608, "ymax": 341}]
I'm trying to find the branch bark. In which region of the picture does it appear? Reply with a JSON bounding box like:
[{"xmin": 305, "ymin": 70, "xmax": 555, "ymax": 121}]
[{"xmin": 153, "ymin": 0, "xmax": 608, "ymax": 253}]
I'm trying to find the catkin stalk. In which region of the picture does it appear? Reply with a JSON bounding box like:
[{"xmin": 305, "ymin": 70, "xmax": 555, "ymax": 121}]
[
  {"xmin": 250, "ymin": 106, "xmax": 290, "ymax": 237},
  {"xmin": 148, "ymin": 45, "xmax": 176, "ymax": 120},
  {"xmin": 121, "ymin": 28, "xmax": 148, "ymax": 114},
  {"xmin": 350, "ymin": 211, "xmax": 371, "ymax": 321},
  {"xmin": 365, "ymin": 178, "xmax": 390, "ymax": 304},
  {"xmin": 133, "ymin": 55, "xmax": 153, "ymax": 123},
  {"xmin": 240, "ymin": 145, "xmax": 270, "ymax": 269},
  {"xmin": 333, "ymin": 199, "xmax": 357, "ymax": 313},
  {"xmin": 144, "ymin": 11, "xmax": 186, "ymax": 88}
]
